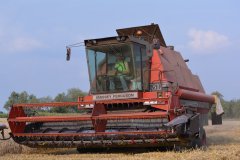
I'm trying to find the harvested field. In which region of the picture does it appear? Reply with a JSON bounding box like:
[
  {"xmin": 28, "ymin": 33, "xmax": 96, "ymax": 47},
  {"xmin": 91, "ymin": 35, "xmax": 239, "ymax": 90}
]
[{"xmin": 0, "ymin": 118, "xmax": 240, "ymax": 160}]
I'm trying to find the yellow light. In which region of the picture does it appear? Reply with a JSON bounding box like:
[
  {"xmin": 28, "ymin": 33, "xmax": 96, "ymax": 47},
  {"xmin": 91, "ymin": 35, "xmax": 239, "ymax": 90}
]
[{"xmin": 136, "ymin": 30, "xmax": 142, "ymax": 35}]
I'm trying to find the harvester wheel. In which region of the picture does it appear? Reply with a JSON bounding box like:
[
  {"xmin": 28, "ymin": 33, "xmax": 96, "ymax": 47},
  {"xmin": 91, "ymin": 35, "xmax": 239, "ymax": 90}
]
[{"xmin": 190, "ymin": 128, "xmax": 206, "ymax": 149}]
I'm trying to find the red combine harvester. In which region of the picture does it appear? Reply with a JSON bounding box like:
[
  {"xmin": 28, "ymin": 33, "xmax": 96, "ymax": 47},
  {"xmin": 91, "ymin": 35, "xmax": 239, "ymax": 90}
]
[{"xmin": 7, "ymin": 24, "xmax": 223, "ymax": 150}]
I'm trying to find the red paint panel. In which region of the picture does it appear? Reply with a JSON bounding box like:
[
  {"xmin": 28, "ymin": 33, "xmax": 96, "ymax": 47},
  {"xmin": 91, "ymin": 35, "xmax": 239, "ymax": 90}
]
[
  {"xmin": 150, "ymin": 50, "xmax": 163, "ymax": 83},
  {"xmin": 142, "ymin": 92, "xmax": 158, "ymax": 99},
  {"xmin": 92, "ymin": 103, "xmax": 107, "ymax": 132},
  {"xmin": 13, "ymin": 130, "xmax": 172, "ymax": 137},
  {"xmin": 83, "ymin": 95, "xmax": 93, "ymax": 101},
  {"xmin": 8, "ymin": 106, "xmax": 26, "ymax": 133}
]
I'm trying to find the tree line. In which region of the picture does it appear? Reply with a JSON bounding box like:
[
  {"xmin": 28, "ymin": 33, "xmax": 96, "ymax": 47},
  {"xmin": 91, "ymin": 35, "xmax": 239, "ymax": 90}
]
[
  {"xmin": 4, "ymin": 88, "xmax": 87, "ymax": 113},
  {"xmin": 3, "ymin": 90, "xmax": 240, "ymax": 119}
]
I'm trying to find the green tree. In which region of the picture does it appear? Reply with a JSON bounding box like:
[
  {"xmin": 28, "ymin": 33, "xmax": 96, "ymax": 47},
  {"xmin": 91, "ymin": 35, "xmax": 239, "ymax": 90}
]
[
  {"xmin": 66, "ymin": 88, "xmax": 87, "ymax": 112},
  {"xmin": 28, "ymin": 94, "xmax": 40, "ymax": 103},
  {"xmin": 4, "ymin": 88, "xmax": 87, "ymax": 112},
  {"xmin": 66, "ymin": 88, "xmax": 87, "ymax": 101},
  {"xmin": 51, "ymin": 93, "xmax": 68, "ymax": 113},
  {"xmin": 4, "ymin": 91, "xmax": 19, "ymax": 110},
  {"xmin": 54, "ymin": 93, "xmax": 67, "ymax": 102},
  {"xmin": 50, "ymin": 88, "xmax": 87, "ymax": 113},
  {"xmin": 234, "ymin": 99, "xmax": 240, "ymax": 118},
  {"xmin": 38, "ymin": 96, "xmax": 53, "ymax": 103},
  {"xmin": 4, "ymin": 91, "xmax": 40, "ymax": 110}
]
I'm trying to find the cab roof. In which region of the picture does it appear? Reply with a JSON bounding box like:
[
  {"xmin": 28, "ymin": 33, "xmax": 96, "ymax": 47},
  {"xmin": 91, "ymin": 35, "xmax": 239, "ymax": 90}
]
[
  {"xmin": 84, "ymin": 23, "xmax": 166, "ymax": 47},
  {"xmin": 116, "ymin": 23, "xmax": 166, "ymax": 47}
]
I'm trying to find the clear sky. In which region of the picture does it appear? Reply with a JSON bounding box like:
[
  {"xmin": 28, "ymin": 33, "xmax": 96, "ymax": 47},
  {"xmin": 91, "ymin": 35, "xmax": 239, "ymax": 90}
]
[{"xmin": 0, "ymin": 0, "xmax": 240, "ymax": 111}]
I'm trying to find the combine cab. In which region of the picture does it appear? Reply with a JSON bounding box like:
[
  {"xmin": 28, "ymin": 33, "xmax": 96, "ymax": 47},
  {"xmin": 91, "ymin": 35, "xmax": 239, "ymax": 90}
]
[{"xmin": 7, "ymin": 24, "xmax": 223, "ymax": 150}]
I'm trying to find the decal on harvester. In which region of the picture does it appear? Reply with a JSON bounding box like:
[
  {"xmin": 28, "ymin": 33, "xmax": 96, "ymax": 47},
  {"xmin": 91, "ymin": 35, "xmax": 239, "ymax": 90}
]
[
  {"xmin": 150, "ymin": 83, "xmax": 162, "ymax": 91},
  {"xmin": 93, "ymin": 92, "xmax": 138, "ymax": 101}
]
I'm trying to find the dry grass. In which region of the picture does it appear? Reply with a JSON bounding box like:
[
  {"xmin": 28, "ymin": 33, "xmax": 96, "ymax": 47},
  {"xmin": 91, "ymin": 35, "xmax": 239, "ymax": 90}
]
[{"xmin": 1, "ymin": 118, "xmax": 240, "ymax": 160}]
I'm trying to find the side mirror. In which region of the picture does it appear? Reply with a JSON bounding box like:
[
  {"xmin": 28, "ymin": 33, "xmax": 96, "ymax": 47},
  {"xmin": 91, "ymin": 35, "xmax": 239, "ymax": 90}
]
[{"xmin": 66, "ymin": 47, "xmax": 71, "ymax": 61}]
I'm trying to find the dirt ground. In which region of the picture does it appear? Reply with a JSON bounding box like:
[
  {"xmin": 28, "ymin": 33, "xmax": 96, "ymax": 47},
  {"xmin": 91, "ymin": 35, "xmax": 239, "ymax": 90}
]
[{"xmin": 0, "ymin": 118, "xmax": 240, "ymax": 160}]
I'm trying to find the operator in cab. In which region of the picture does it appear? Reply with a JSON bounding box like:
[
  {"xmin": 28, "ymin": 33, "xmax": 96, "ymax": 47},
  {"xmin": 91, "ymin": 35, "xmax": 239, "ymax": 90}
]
[
  {"xmin": 109, "ymin": 55, "xmax": 130, "ymax": 91},
  {"xmin": 114, "ymin": 55, "xmax": 130, "ymax": 75}
]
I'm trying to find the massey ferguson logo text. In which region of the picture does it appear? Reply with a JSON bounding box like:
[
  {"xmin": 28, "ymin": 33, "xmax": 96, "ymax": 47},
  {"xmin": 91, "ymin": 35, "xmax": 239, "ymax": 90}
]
[{"xmin": 93, "ymin": 92, "xmax": 138, "ymax": 101}]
